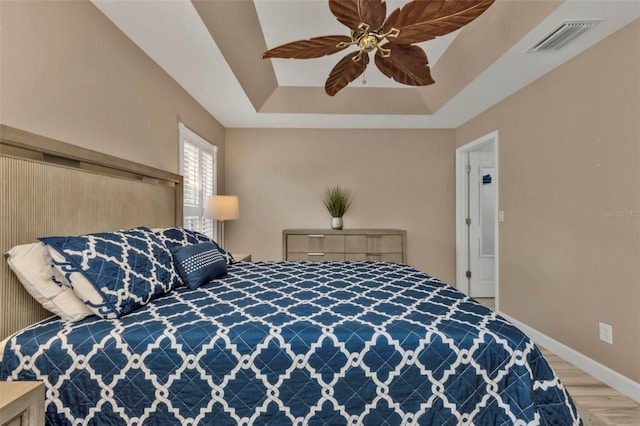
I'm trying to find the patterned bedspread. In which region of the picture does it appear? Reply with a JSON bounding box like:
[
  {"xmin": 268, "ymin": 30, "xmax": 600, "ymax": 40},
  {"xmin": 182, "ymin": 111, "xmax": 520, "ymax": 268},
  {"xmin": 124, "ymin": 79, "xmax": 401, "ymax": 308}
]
[{"xmin": 1, "ymin": 261, "xmax": 581, "ymax": 425}]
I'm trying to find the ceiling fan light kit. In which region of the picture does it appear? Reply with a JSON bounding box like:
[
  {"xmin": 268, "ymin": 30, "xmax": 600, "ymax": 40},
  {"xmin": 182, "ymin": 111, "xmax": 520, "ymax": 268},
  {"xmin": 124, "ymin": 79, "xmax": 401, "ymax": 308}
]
[
  {"xmin": 336, "ymin": 23, "xmax": 400, "ymax": 57},
  {"xmin": 262, "ymin": 0, "xmax": 495, "ymax": 96}
]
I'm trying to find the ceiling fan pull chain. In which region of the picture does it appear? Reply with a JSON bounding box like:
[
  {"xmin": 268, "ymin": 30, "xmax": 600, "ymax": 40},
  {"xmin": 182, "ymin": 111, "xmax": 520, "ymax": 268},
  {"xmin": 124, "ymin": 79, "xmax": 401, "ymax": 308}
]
[{"xmin": 362, "ymin": 68, "xmax": 367, "ymax": 85}]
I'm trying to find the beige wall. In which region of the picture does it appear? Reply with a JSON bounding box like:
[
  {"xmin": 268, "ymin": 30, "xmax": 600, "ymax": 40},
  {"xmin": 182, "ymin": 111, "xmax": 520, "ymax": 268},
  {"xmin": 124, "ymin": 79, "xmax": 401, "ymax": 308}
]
[
  {"xmin": 224, "ymin": 128, "xmax": 457, "ymax": 283},
  {"xmin": 0, "ymin": 0, "xmax": 225, "ymax": 186},
  {"xmin": 457, "ymin": 21, "xmax": 640, "ymax": 382}
]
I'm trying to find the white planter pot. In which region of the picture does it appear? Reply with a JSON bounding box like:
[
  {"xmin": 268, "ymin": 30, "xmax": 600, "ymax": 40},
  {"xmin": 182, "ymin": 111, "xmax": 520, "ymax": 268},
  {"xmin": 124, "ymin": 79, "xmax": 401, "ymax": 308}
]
[{"xmin": 331, "ymin": 217, "xmax": 343, "ymax": 230}]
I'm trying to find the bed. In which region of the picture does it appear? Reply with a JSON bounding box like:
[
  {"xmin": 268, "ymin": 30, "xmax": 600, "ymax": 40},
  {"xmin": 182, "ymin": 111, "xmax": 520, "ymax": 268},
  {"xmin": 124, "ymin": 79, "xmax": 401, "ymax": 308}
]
[
  {"xmin": 2, "ymin": 259, "xmax": 582, "ymax": 425},
  {"xmin": 0, "ymin": 126, "xmax": 582, "ymax": 425}
]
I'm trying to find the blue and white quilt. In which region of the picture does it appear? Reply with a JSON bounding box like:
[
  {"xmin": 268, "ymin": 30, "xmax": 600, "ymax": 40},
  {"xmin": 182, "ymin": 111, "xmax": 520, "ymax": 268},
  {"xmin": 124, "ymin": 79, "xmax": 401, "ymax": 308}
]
[{"xmin": 1, "ymin": 261, "xmax": 581, "ymax": 425}]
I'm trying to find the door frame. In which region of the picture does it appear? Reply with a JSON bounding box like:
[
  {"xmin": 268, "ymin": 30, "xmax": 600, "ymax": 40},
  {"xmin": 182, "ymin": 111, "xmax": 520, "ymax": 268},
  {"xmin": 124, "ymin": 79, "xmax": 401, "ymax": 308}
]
[{"xmin": 455, "ymin": 131, "xmax": 499, "ymax": 308}]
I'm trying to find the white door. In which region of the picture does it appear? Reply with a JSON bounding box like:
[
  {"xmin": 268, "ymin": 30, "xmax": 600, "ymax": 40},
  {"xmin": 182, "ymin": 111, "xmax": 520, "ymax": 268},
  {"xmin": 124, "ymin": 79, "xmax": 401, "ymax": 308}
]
[
  {"xmin": 468, "ymin": 151, "xmax": 496, "ymax": 297},
  {"xmin": 456, "ymin": 131, "xmax": 499, "ymax": 303}
]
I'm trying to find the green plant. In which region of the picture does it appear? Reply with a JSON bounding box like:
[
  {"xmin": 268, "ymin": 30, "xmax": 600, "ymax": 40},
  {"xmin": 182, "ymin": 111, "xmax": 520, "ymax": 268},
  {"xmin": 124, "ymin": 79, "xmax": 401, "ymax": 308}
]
[{"xmin": 322, "ymin": 185, "xmax": 352, "ymax": 218}]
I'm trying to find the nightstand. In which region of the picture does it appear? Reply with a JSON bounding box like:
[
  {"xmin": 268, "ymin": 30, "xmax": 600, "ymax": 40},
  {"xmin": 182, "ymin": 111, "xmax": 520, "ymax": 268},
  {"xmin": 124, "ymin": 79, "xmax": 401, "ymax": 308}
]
[
  {"xmin": 0, "ymin": 381, "xmax": 44, "ymax": 426},
  {"xmin": 232, "ymin": 253, "xmax": 252, "ymax": 262}
]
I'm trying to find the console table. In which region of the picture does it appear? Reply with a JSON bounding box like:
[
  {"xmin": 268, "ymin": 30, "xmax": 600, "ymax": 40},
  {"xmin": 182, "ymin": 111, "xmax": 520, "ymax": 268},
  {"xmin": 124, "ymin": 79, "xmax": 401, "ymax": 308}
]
[{"xmin": 283, "ymin": 229, "xmax": 406, "ymax": 263}]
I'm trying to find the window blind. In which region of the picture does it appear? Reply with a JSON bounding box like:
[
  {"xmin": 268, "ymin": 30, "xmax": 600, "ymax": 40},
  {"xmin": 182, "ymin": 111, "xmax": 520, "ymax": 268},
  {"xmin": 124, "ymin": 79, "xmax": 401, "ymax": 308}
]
[{"xmin": 178, "ymin": 123, "xmax": 217, "ymax": 239}]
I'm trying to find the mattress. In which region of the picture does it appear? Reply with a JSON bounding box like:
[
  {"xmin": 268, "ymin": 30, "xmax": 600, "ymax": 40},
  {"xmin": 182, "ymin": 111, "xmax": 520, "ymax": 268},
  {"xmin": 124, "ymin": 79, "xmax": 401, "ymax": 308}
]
[{"xmin": 1, "ymin": 261, "xmax": 582, "ymax": 425}]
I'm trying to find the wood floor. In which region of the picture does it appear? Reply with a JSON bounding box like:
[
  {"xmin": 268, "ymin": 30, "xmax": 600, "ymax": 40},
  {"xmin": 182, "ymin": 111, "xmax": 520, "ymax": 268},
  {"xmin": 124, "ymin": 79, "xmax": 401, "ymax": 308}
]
[
  {"xmin": 539, "ymin": 347, "xmax": 640, "ymax": 426},
  {"xmin": 475, "ymin": 298, "xmax": 640, "ymax": 425}
]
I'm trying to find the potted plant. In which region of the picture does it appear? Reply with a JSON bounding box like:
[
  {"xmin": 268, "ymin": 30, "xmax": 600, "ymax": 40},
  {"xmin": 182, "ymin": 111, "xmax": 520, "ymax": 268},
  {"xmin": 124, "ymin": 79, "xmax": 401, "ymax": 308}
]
[{"xmin": 322, "ymin": 185, "xmax": 352, "ymax": 230}]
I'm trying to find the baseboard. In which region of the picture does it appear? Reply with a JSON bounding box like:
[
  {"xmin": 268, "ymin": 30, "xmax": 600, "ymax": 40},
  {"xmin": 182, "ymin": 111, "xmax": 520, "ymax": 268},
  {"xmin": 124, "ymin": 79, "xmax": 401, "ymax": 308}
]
[{"xmin": 500, "ymin": 312, "xmax": 640, "ymax": 404}]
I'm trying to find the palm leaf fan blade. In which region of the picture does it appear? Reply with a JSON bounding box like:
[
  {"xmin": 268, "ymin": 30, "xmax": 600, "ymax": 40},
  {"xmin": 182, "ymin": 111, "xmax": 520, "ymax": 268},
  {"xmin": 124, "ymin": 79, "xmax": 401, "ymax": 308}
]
[
  {"xmin": 383, "ymin": 0, "xmax": 495, "ymax": 45},
  {"xmin": 263, "ymin": 35, "xmax": 352, "ymax": 59},
  {"xmin": 325, "ymin": 51, "xmax": 369, "ymax": 96},
  {"xmin": 329, "ymin": 0, "xmax": 387, "ymax": 31},
  {"xmin": 374, "ymin": 44, "xmax": 434, "ymax": 86}
]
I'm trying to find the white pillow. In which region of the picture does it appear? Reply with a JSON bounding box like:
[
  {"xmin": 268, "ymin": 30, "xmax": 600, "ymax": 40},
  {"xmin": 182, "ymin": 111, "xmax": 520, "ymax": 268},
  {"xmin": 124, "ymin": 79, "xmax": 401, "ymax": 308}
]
[{"xmin": 6, "ymin": 242, "xmax": 93, "ymax": 321}]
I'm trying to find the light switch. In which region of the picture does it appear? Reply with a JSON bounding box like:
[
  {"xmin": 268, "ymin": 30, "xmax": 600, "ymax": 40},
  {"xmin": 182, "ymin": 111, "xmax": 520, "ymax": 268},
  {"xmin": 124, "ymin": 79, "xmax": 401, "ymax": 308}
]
[{"xmin": 498, "ymin": 211, "xmax": 505, "ymax": 222}]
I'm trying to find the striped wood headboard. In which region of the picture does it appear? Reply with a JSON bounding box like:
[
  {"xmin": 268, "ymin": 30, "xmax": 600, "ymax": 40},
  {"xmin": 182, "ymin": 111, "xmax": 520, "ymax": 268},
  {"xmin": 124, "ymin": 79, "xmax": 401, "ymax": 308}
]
[{"xmin": 0, "ymin": 124, "xmax": 183, "ymax": 340}]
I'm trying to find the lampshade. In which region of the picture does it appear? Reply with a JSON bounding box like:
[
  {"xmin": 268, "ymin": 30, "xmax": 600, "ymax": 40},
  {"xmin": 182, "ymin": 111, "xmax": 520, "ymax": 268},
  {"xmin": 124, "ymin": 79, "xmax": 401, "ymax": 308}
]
[{"xmin": 204, "ymin": 195, "xmax": 239, "ymax": 221}]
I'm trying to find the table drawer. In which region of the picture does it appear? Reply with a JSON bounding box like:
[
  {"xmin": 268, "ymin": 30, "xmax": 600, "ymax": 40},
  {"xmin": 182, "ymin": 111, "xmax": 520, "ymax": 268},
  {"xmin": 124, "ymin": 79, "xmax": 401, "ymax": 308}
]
[
  {"xmin": 286, "ymin": 234, "xmax": 344, "ymax": 253},
  {"xmin": 287, "ymin": 252, "xmax": 345, "ymax": 261},
  {"xmin": 344, "ymin": 253, "xmax": 404, "ymax": 263},
  {"xmin": 344, "ymin": 235, "xmax": 404, "ymax": 253}
]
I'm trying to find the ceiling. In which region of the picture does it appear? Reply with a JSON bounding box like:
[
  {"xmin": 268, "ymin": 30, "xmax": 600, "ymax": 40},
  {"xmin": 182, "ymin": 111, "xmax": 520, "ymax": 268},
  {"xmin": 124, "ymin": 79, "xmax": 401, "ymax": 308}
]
[{"xmin": 92, "ymin": 0, "xmax": 639, "ymax": 129}]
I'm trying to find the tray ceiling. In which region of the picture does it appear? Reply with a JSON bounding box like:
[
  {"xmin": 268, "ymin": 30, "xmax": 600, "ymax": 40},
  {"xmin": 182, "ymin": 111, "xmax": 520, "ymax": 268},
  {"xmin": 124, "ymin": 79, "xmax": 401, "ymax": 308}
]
[{"xmin": 92, "ymin": 0, "xmax": 640, "ymax": 128}]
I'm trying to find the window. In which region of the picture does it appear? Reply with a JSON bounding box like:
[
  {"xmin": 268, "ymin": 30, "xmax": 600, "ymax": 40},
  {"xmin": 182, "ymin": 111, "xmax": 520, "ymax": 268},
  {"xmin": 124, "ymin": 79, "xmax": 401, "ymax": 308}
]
[{"xmin": 178, "ymin": 122, "xmax": 217, "ymax": 239}]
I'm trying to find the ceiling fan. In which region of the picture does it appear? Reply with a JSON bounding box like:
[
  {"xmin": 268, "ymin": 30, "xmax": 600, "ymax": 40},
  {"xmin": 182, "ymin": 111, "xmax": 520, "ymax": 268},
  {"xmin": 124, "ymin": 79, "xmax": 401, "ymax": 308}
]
[{"xmin": 262, "ymin": 0, "xmax": 495, "ymax": 96}]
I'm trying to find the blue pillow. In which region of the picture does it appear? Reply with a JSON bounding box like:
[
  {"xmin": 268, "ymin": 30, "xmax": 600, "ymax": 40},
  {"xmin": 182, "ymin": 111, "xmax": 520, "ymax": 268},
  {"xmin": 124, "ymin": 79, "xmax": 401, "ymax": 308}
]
[
  {"xmin": 155, "ymin": 227, "xmax": 235, "ymax": 265},
  {"xmin": 40, "ymin": 227, "xmax": 182, "ymax": 318},
  {"xmin": 171, "ymin": 242, "xmax": 227, "ymax": 289}
]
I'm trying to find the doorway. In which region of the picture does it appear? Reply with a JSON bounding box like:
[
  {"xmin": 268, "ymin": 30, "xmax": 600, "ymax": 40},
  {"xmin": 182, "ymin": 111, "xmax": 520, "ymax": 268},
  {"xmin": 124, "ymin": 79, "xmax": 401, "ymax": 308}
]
[{"xmin": 455, "ymin": 131, "xmax": 499, "ymax": 307}]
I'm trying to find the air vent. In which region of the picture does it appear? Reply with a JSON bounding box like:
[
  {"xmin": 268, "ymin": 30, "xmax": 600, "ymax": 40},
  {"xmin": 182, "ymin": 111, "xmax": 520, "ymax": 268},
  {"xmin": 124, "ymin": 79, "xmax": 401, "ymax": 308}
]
[{"xmin": 528, "ymin": 19, "xmax": 602, "ymax": 52}]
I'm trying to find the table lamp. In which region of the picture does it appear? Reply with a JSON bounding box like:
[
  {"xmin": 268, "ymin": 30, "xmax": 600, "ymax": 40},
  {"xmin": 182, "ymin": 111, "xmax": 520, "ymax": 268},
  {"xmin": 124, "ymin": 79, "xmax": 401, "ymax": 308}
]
[{"xmin": 203, "ymin": 195, "xmax": 239, "ymax": 249}]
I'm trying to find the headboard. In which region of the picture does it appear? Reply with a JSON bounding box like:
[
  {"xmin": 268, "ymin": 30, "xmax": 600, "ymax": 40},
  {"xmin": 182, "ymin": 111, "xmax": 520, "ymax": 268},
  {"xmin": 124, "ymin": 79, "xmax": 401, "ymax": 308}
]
[{"xmin": 0, "ymin": 124, "xmax": 183, "ymax": 340}]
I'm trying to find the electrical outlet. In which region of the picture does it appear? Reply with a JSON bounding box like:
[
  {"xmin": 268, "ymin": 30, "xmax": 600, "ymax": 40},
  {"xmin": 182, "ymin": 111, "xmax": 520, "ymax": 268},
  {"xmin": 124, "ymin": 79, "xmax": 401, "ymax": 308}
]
[{"xmin": 599, "ymin": 322, "xmax": 613, "ymax": 344}]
